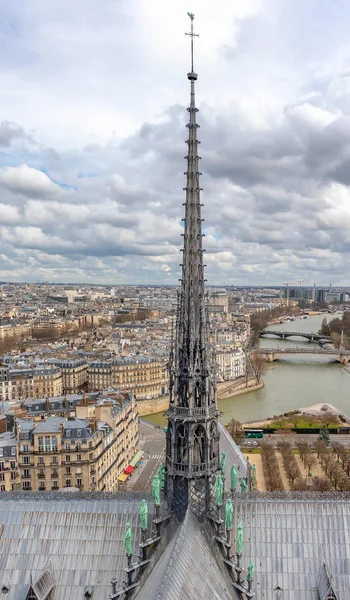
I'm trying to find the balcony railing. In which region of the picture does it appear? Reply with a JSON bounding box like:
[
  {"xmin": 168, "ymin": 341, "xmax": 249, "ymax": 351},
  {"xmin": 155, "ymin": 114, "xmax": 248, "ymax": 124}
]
[
  {"xmin": 167, "ymin": 405, "xmax": 218, "ymax": 418},
  {"xmin": 21, "ymin": 474, "xmax": 31, "ymax": 479},
  {"xmin": 51, "ymin": 473, "xmax": 59, "ymax": 479},
  {"xmin": 37, "ymin": 473, "xmax": 45, "ymax": 479}
]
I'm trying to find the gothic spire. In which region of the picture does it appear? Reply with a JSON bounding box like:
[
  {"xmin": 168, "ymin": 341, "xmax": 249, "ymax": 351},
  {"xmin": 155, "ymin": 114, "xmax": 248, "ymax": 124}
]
[{"xmin": 165, "ymin": 14, "xmax": 220, "ymax": 519}]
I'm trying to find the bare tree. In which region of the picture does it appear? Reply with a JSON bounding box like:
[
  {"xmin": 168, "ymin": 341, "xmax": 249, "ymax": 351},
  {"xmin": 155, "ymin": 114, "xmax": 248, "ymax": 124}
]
[
  {"xmin": 250, "ymin": 351, "xmax": 266, "ymax": 384},
  {"xmin": 312, "ymin": 477, "xmax": 331, "ymax": 492},
  {"xmin": 226, "ymin": 419, "xmax": 244, "ymax": 444}
]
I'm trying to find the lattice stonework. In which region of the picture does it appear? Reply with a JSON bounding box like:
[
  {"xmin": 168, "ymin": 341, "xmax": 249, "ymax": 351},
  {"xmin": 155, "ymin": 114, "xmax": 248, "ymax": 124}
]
[{"xmin": 165, "ymin": 15, "xmax": 220, "ymax": 519}]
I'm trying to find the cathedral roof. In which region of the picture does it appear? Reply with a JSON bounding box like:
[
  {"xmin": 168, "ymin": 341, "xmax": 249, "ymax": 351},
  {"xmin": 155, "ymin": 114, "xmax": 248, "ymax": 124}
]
[
  {"xmin": 136, "ymin": 509, "xmax": 234, "ymax": 600},
  {"xmin": 0, "ymin": 491, "xmax": 154, "ymax": 600}
]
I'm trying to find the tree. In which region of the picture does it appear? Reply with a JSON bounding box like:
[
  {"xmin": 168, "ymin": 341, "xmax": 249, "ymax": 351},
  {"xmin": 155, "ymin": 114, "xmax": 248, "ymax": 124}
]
[
  {"xmin": 320, "ymin": 412, "xmax": 338, "ymax": 428},
  {"xmin": 226, "ymin": 419, "xmax": 244, "ymax": 444},
  {"xmin": 320, "ymin": 317, "xmax": 330, "ymax": 336},
  {"xmin": 314, "ymin": 439, "xmax": 327, "ymax": 459},
  {"xmin": 318, "ymin": 425, "xmax": 330, "ymax": 446},
  {"xmin": 250, "ymin": 351, "xmax": 266, "ymax": 384},
  {"xmin": 312, "ymin": 476, "xmax": 331, "ymax": 492},
  {"xmin": 304, "ymin": 453, "xmax": 317, "ymax": 475}
]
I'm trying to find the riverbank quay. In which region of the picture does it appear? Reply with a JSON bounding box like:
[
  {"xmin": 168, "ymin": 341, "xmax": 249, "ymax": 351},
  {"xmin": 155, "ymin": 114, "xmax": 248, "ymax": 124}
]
[
  {"xmin": 136, "ymin": 376, "xmax": 263, "ymax": 416},
  {"xmin": 242, "ymin": 402, "xmax": 349, "ymax": 429}
]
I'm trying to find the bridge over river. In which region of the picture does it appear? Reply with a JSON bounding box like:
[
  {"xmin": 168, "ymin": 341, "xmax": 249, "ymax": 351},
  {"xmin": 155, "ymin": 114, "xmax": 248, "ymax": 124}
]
[
  {"xmin": 257, "ymin": 347, "xmax": 350, "ymax": 364},
  {"xmin": 260, "ymin": 329, "xmax": 331, "ymax": 343}
]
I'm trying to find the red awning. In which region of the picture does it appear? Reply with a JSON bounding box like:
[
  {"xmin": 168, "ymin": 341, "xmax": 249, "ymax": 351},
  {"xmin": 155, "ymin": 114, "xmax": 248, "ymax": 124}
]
[{"xmin": 124, "ymin": 465, "xmax": 134, "ymax": 475}]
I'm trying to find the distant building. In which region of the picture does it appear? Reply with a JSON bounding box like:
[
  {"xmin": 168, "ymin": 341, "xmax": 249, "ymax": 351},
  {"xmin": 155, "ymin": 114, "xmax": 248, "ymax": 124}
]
[
  {"xmin": 56, "ymin": 359, "xmax": 88, "ymax": 394},
  {"xmin": 88, "ymin": 355, "xmax": 168, "ymax": 399},
  {"xmin": 0, "ymin": 432, "xmax": 18, "ymax": 492}
]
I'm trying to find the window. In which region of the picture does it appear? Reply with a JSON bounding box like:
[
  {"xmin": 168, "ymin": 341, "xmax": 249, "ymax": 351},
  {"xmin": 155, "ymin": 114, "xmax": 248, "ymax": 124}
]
[
  {"xmin": 11, "ymin": 447, "xmax": 16, "ymax": 456},
  {"xmin": 23, "ymin": 481, "xmax": 31, "ymax": 490},
  {"xmin": 45, "ymin": 436, "xmax": 50, "ymax": 452},
  {"xmin": 0, "ymin": 474, "xmax": 4, "ymax": 482},
  {"xmin": 52, "ymin": 436, "xmax": 58, "ymax": 451},
  {"xmin": 0, "ymin": 449, "xmax": 3, "ymax": 458},
  {"xmin": 65, "ymin": 479, "xmax": 71, "ymax": 487},
  {"xmin": 66, "ymin": 466, "xmax": 71, "ymax": 475},
  {"xmin": 65, "ymin": 443, "xmax": 70, "ymax": 451},
  {"xmin": 65, "ymin": 455, "xmax": 70, "ymax": 463},
  {"xmin": 77, "ymin": 454, "xmax": 81, "ymax": 462},
  {"xmin": 88, "ymin": 441, "xmax": 92, "ymax": 449},
  {"xmin": 77, "ymin": 429, "xmax": 81, "ymax": 437},
  {"xmin": 76, "ymin": 442, "xmax": 81, "ymax": 451},
  {"xmin": 0, "ymin": 485, "xmax": 5, "ymax": 492},
  {"xmin": 22, "ymin": 456, "xmax": 30, "ymax": 465},
  {"xmin": 23, "ymin": 469, "xmax": 31, "ymax": 478},
  {"xmin": 52, "ymin": 456, "xmax": 58, "ymax": 465},
  {"xmin": 10, "ymin": 461, "xmax": 16, "ymax": 470},
  {"xmin": 89, "ymin": 453, "xmax": 93, "ymax": 460},
  {"xmin": 38, "ymin": 436, "xmax": 44, "ymax": 452},
  {"xmin": 38, "ymin": 457, "xmax": 44, "ymax": 465},
  {"xmin": 77, "ymin": 478, "xmax": 82, "ymax": 487},
  {"xmin": 11, "ymin": 472, "xmax": 16, "ymax": 480},
  {"xmin": 66, "ymin": 430, "xmax": 71, "ymax": 438}
]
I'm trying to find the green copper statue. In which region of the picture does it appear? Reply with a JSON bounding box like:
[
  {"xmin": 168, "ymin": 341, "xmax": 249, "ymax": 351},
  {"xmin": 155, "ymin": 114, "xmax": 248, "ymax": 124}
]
[
  {"xmin": 230, "ymin": 465, "xmax": 238, "ymax": 491},
  {"xmin": 124, "ymin": 522, "xmax": 132, "ymax": 557},
  {"xmin": 215, "ymin": 473, "xmax": 224, "ymax": 507},
  {"xmin": 158, "ymin": 462, "xmax": 165, "ymax": 490},
  {"xmin": 221, "ymin": 451, "xmax": 226, "ymax": 477},
  {"xmin": 139, "ymin": 499, "xmax": 148, "ymax": 530},
  {"xmin": 225, "ymin": 498, "xmax": 233, "ymax": 530},
  {"xmin": 237, "ymin": 520, "xmax": 243, "ymax": 555},
  {"xmin": 251, "ymin": 464, "xmax": 256, "ymax": 481},
  {"xmin": 152, "ymin": 474, "xmax": 161, "ymax": 506},
  {"xmin": 247, "ymin": 559, "xmax": 254, "ymax": 582},
  {"xmin": 240, "ymin": 477, "xmax": 248, "ymax": 493},
  {"xmin": 187, "ymin": 12, "xmax": 195, "ymax": 21}
]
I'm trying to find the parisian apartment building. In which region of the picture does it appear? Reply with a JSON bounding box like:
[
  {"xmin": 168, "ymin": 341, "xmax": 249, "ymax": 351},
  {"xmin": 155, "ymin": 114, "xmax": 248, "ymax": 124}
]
[
  {"xmin": 88, "ymin": 355, "xmax": 169, "ymax": 399},
  {"xmin": 5, "ymin": 390, "xmax": 138, "ymax": 492}
]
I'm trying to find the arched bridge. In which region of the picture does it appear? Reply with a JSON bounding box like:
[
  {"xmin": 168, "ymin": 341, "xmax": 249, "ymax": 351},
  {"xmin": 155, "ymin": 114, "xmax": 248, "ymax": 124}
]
[
  {"xmin": 260, "ymin": 329, "xmax": 331, "ymax": 343},
  {"xmin": 257, "ymin": 347, "xmax": 350, "ymax": 364}
]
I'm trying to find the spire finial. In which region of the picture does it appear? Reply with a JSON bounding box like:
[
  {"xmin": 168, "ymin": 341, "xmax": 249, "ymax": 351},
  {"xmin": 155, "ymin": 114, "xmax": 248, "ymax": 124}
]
[{"xmin": 186, "ymin": 12, "xmax": 199, "ymax": 74}]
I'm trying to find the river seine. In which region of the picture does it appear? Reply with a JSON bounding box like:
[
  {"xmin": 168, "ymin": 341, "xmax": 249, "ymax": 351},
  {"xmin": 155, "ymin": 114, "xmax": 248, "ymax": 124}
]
[{"xmin": 146, "ymin": 312, "xmax": 350, "ymax": 427}]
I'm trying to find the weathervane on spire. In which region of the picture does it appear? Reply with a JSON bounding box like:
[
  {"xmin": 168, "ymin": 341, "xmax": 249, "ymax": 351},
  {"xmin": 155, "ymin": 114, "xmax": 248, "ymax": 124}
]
[{"xmin": 186, "ymin": 12, "xmax": 199, "ymax": 73}]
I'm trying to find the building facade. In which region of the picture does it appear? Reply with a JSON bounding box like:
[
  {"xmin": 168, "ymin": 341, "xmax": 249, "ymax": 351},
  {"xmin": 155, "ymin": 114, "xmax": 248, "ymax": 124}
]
[
  {"xmin": 88, "ymin": 355, "xmax": 168, "ymax": 399},
  {"xmin": 16, "ymin": 390, "xmax": 138, "ymax": 492},
  {"xmin": 56, "ymin": 359, "xmax": 89, "ymax": 394}
]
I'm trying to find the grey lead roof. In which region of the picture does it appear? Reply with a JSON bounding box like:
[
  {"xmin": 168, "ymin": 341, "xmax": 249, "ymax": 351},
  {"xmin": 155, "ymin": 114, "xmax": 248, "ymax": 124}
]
[
  {"xmin": 233, "ymin": 494, "xmax": 350, "ymax": 599},
  {"xmin": 219, "ymin": 420, "xmax": 248, "ymax": 492},
  {"xmin": 137, "ymin": 510, "xmax": 234, "ymax": 600},
  {"xmin": 0, "ymin": 492, "xmax": 154, "ymax": 600}
]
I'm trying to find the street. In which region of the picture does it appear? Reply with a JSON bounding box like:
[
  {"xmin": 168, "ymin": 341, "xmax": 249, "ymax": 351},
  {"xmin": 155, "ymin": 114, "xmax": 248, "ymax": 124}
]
[{"xmin": 125, "ymin": 420, "xmax": 165, "ymax": 491}]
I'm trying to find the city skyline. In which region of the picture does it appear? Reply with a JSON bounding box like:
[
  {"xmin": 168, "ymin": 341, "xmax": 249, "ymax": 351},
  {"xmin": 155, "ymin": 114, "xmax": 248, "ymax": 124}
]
[{"xmin": 2, "ymin": 1, "xmax": 350, "ymax": 285}]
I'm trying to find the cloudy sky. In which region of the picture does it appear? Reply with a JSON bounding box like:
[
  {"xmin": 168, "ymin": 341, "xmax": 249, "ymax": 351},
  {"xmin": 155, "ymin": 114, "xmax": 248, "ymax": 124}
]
[{"xmin": 1, "ymin": 0, "xmax": 350, "ymax": 285}]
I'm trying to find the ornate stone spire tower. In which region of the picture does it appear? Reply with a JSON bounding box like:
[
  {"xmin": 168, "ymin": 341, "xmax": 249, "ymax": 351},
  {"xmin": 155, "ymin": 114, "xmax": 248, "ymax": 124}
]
[{"xmin": 165, "ymin": 13, "xmax": 220, "ymax": 519}]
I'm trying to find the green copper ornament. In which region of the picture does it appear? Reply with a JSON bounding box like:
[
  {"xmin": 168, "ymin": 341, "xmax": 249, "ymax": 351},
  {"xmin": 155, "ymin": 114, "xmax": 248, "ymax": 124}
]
[
  {"xmin": 152, "ymin": 474, "xmax": 161, "ymax": 506},
  {"xmin": 225, "ymin": 498, "xmax": 233, "ymax": 530},
  {"xmin": 237, "ymin": 519, "xmax": 243, "ymax": 555},
  {"xmin": 247, "ymin": 559, "xmax": 254, "ymax": 582},
  {"xmin": 158, "ymin": 462, "xmax": 165, "ymax": 490},
  {"xmin": 230, "ymin": 465, "xmax": 238, "ymax": 491},
  {"xmin": 139, "ymin": 499, "xmax": 148, "ymax": 530},
  {"xmin": 124, "ymin": 522, "xmax": 132, "ymax": 557},
  {"xmin": 221, "ymin": 451, "xmax": 226, "ymax": 476},
  {"xmin": 215, "ymin": 473, "xmax": 224, "ymax": 506}
]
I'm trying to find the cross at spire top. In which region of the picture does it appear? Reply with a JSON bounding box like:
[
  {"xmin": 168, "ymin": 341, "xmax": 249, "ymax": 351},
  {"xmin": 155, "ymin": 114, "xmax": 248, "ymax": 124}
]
[{"xmin": 186, "ymin": 12, "xmax": 199, "ymax": 77}]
